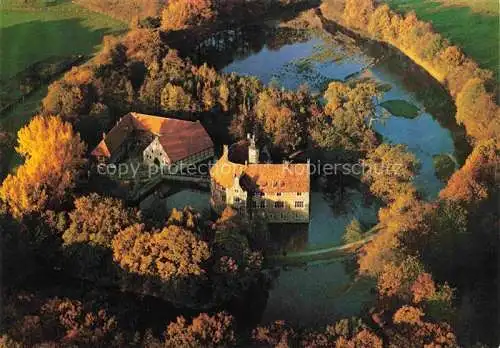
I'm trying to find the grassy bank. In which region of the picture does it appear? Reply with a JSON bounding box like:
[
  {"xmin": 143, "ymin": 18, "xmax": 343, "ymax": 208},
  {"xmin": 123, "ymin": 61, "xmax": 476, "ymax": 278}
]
[
  {"xmin": 0, "ymin": 0, "xmax": 127, "ymax": 170},
  {"xmin": 0, "ymin": 0, "xmax": 126, "ymax": 79},
  {"xmin": 385, "ymin": 0, "xmax": 499, "ymax": 76}
]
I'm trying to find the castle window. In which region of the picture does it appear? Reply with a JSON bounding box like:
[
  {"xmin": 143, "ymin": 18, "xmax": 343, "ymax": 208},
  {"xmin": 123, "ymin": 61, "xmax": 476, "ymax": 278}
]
[
  {"xmin": 297, "ymin": 192, "xmax": 302, "ymax": 196},
  {"xmin": 295, "ymin": 201, "xmax": 304, "ymax": 208},
  {"xmin": 277, "ymin": 192, "xmax": 282, "ymax": 196},
  {"xmin": 281, "ymin": 213, "xmax": 286, "ymax": 219},
  {"xmin": 252, "ymin": 201, "xmax": 257, "ymax": 208},
  {"xmin": 260, "ymin": 201, "xmax": 266, "ymax": 209},
  {"xmin": 234, "ymin": 197, "xmax": 240, "ymax": 203},
  {"xmin": 275, "ymin": 201, "xmax": 284, "ymax": 209}
]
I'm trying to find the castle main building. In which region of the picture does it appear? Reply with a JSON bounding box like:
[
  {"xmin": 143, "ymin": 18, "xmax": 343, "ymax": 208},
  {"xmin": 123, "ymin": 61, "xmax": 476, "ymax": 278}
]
[{"xmin": 210, "ymin": 136, "xmax": 310, "ymax": 223}]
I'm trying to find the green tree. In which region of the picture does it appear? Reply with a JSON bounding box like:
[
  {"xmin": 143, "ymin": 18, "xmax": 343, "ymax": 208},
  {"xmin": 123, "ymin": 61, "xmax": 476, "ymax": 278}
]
[{"xmin": 343, "ymin": 219, "xmax": 364, "ymax": 244}]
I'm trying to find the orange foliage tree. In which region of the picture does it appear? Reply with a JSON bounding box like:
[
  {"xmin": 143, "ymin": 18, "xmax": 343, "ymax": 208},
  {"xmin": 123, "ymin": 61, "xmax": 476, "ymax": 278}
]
[
  {"xmin": 63, "ymin": 193, "xmax": 140, "ymax": 248},
  {"xmin": 112, "ymin": 223, "xmax": 210, "ymax": 280},
  {"xmin": 390, "ymin": 306, "xmax": 457, "ymax": 347},
  {"xmin": 164, "ymin": 312, "xmax": 236, "ymax": 347},
  {"xmin": 0, "ymin": 115, "xmax": 85, "ymax": 218},
  {"xmin": 161, "ymin": 0, "xmax": 215, "ymax": 31},
  {"xmin": 440, "ymin": 140, "xmax": 497, "ymax": 205}
]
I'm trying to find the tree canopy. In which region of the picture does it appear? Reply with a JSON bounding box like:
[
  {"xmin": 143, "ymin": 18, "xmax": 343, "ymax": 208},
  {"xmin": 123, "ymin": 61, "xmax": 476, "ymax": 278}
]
[{"xmin": 0, "ymin": 115, "xmax": 85, "ymax": 218}]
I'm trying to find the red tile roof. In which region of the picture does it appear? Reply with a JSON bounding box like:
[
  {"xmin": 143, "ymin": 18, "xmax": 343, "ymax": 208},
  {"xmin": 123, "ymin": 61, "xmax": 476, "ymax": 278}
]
[
  {"xmin": 157, "ymin": 119, "xmax": 214, "ymax": 163},
  {"xmin": 91, "ymin": 113, "xmax": 213, "ymax": 162},
  {"xmin": 91, "ymin": 113, "xmax": 135, "ymax": 158},
  {"xmin": 210, "ymin": 150, "xmax": 310, "ymax": 194}
]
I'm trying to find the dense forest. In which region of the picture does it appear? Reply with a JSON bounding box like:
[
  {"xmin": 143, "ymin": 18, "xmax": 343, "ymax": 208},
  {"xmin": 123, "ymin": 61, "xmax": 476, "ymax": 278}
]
[{"xmin": 1, "ymin": 0, "xmax": 498, "ymax": 346}]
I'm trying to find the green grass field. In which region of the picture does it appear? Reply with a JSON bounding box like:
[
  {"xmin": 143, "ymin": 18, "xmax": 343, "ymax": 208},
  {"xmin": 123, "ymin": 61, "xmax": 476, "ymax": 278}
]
[
  {"xmin": 0, "ymin": 0, "xmax": 127, "ymax": 80},
  {"xmin": 0, "ymin": 0, "xmax": 127, "ymax": 170},
  {"xmin": 386, "ymin": 0, "xmax": 499, "ymax": 76},
  {"xmin": 380, "ymin": 99, "xmax": 420, "ymax": 118}
]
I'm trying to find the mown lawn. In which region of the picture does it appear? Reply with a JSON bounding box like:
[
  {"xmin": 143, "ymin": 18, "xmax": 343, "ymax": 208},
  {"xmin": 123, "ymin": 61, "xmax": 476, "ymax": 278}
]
[
  {"xmin": 0, "ymin": 0, "xmax": 127, "ymax": 79},
  {"xmin": 0, "ymin": 0, "xmax": 127, "ymax": 170},
  {"xmin": 386, "ymin": 0, "xmax": 499, "ymax": 76}
]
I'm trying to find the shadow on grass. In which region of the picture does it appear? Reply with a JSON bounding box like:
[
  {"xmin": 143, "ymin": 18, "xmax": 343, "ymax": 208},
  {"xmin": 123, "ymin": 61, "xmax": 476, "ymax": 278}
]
[{"xmin": 0, "ymin": 17, "xmax": 122, "ymax": 79}]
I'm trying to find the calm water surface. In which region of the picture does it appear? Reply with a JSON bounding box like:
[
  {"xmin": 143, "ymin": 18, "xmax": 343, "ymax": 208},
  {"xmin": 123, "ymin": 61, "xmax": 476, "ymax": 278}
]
[
  {"xmin": 221, "ymin": 28, "xmax": 459, "ymax": 199},
  {"xmin": 170, "ymin": 21, "xmax": 468, "ymax": 326}
]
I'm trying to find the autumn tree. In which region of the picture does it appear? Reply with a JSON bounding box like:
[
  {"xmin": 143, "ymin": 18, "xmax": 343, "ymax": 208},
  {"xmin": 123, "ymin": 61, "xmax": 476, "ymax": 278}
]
[
  {"xmin": 343, "ymin": 0, "xmax": 375, "ymax": 29},
  {"xmin": 2, "ymin": 295, "xmax": 122, "ymax": 347},
  {"xmin": 166, "ymin": 206, "xmax": 200, "ymax": 231},
  {"xmin": 42, "ymin": 67, "xmax": 96, "ymax": 121},
  {"xmin": 310, "ymin": 81, "xmax": 379, "ymax": 157},
  {"xmin": 0, "ymin": 115, "xmax": 86, "ymax": 218},
  {"xmin": 335, "ymin": 329, "xmax": 383, "ymax": 348},
  {"xmin": 161, "ymin": 82, "xmax": 195, "ymax": 113},
  {"xmin": 377, "ymin": 256, "xmax": 424, "ymax": 301},
  {"xmin": 112, "ymin": 223, "xmax": 210, "ymax": 306},
  {"xmin": 254, "ymin": 88, "xmax": 306, "ymax": 153},
  {"xmin": 455, "ymin": 78, "xmax": 499, "ymax": 142},
  {"xmin": 362, "ymin": 143, "xmax": 420, "ymax": 203},
  {"xmin": 211, "ymin": 208, "xmax": 264, "ymax": 302},
  {"xmin": 161, "ymin": 0, "xmax": 215, "ymax": 31},
  {"xmin": 164, "ymin": 312, "xmax": 236, "ymax": 347},
  {"xmin": 358, "ymin": 191, "xmax": 428, "ymax": 275},
  {"xmin": 61, "ymin": 194, "xmax": 140, "ymax": 281},
  {"xmin": 343, "ymin": 218, "xmax": 364, "ymax": 244},
  {"xmin": 367, "ymin": 4, "xmax": 393, "ymax": 39},
  {"xmin": 440, "ymin": 140, "xmax": 497, "ymax": 205},
  {"xmin": 63, "ymin": 193, "xmax": 140, "ymax": 247},
  {"xmin": 390, "ymin": 306, "xmax": 457, "ymax": 347},
  {"xmin": 253, "ymin": 320, "xmax": 298, "ymax": 347}
]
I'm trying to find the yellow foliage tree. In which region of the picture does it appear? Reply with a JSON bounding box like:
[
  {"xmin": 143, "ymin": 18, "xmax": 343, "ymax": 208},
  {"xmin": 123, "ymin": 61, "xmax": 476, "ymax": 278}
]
[
  {"xmin": 0, "ymin": 115, "xmax": 86, "ymax": 218},
  {"xmin": 112, "ymin": 224, "xmax": 210, "ymax": 280},
  {"xmin": 362, "ymin": 143, "xmax": 420, "ymax": 203},
  {"xmin": 161, "ymin": 0, "xmax": 215, "ymax": 31},
  {"xmin": 455, "ymin": 78, "xmax": 500, "ymax": 142}
]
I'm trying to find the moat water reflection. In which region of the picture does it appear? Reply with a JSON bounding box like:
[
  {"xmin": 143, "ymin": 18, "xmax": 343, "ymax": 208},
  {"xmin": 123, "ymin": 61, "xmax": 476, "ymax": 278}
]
[{"xmin": 154, "ymin": 17, "xmax": 470, "ymax": 326}]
